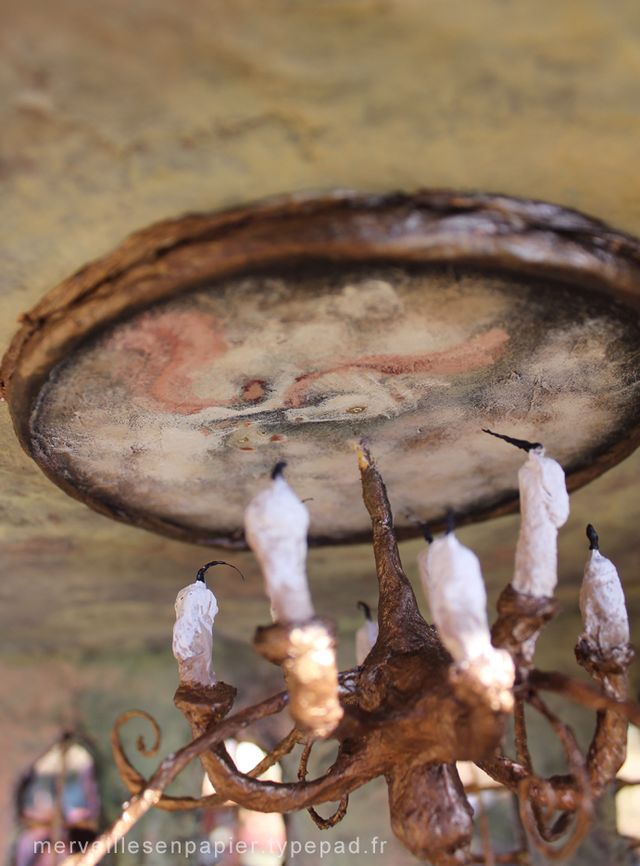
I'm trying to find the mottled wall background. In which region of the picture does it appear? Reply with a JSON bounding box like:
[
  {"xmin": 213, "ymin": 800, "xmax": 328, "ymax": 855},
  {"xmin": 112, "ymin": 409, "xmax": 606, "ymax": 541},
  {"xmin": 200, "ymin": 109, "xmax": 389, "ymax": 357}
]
[{"xmin": 1, "ymin": 1, "xmax": 639, "ymax": 864}]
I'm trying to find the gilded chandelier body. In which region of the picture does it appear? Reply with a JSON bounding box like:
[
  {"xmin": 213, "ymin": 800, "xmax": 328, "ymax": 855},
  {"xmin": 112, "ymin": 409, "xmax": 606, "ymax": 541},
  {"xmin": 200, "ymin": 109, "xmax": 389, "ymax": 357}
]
[{"xmin": 64, "ymin": 444, "xmax": 638, "ymax": 866}]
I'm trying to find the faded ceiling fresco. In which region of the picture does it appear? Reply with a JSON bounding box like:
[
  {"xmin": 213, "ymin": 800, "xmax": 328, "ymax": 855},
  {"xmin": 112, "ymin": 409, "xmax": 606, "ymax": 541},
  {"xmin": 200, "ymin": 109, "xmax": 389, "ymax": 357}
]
[
  {"xmin": 30, "ymin": 264, "xmax": 640, "ymax": 544},
  {"xmin": 1, "ymin": 0, "xmax": 640, "ymax": 861}
]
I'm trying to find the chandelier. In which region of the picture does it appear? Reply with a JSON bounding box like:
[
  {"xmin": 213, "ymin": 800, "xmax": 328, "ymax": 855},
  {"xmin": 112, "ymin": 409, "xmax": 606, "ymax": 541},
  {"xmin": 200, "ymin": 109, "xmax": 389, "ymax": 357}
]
[
  {"xmin": 59, "ymin": 436, "xmax": 639, "ymax": 866},
  {"xmin": 3, "ymin": 189, "xmax": 639, "ymax": 865}
]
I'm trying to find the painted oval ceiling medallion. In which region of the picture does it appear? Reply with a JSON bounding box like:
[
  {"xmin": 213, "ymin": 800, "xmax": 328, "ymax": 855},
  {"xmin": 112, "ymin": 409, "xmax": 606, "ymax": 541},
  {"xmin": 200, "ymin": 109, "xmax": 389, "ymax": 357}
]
[{"xmin": 2, "ymin": 191, "xmax": 640, "ymax": 547}]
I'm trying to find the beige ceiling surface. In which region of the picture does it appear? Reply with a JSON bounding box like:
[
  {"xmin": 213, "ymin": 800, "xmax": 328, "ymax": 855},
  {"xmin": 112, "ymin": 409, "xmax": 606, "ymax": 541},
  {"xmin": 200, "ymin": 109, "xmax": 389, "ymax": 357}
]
[{"xmin": 1, "ymin": 0, "xmax": 639, "ymax": 655}]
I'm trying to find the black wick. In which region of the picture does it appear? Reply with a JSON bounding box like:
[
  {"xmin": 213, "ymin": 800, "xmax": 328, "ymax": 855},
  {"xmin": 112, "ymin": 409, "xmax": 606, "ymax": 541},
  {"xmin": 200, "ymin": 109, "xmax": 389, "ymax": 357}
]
[
  {"xmin": 586, "ymin": 524, "xmax": 600, "ymax": 551},
  {"xmin": 196, "ymin": 560, "xmax": 246, "ymax": 583},
  {"xmin": 271, "ymin": 461, "xmax": 288, "ymax": 480},
  {"xmin": 482, "ymin": 428, "xmax": 542, "ymax": 452},
  {"xmin": 357, "ymin": 600, "xmax": 372, "ymax": 621},
  {"xmin": 446, "ymin": 508, "xmax": 456, "ymax": 535},
  {"xmin": 421, "ymin": 523, "xmax": 434, "ymax": 544}
]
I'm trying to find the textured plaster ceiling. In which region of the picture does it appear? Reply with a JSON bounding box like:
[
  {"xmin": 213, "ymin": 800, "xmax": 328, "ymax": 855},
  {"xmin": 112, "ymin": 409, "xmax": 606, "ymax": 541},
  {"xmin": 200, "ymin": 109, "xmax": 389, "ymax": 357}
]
[
  {"xmin": 2, "ymin": 3, "xmax": 640, "ymax": 861},
  {"xmin": 0, "ymin": 0, "xmax": 639, "ymax": 660}
]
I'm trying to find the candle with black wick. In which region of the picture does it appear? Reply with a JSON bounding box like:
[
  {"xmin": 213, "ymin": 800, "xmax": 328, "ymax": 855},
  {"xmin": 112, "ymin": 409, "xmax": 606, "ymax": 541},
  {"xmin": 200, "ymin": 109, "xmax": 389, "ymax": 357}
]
[
  {"xmin": 244, "ymin": 461, "xmax": 314, "ymax": 623},
  {"xmin": 246, "ymin": 462, "xmax": 343, "ymax": 738},
  {"xmin": 579, "ymin": 524, "xmax": 630, "ymax": 652},
  {"xmin": 172, "ymin": 560, "xmax": 243, "ymax": 687},
  {"xmin": 417, "ymin": 516, "xmax": 514, "ymax": 710},
  {"xmin": 483, "ymin": 428, "xmax": 569, "ymax": 598}
]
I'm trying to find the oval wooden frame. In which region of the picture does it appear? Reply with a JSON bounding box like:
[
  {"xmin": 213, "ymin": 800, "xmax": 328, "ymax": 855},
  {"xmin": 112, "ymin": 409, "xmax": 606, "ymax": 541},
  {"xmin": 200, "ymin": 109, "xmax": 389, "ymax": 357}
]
[{"xmin": 2, "ymin": 189, "xmax": 640, "ymax": 548}]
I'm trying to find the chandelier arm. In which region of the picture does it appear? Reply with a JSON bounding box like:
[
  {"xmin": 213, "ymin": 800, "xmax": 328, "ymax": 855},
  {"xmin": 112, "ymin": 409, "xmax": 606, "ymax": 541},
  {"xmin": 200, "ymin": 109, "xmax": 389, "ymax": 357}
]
[
  {"xmin": 175, "ymin": 667, "xmax": 360, "ymax": 813},
  {"xmin": 574, "ymin": 639, "xmax": 635, "ymax": 796},
  {"xmin": 585, "ymin": 671, "xmax": 629, "ymax": 797},
  {"xmin": 511, "ymin": 698, "xmax": 590, "ymax": 839},
  {"xmin": 111, "ymin": 708, "xmax": 312, "ymax": 814},
  {"xmin": 111, "ymin": 710, "xmax": 161, "ymax": 792},
  {"xmin": 61, "ymin": 687, "xmax": 317, "ymax": 866},
  {"xmin": 173, "ymin": 669, "xmax": 360, "ymax": 808},
  {"xmin": 110, "ymin": 710, "xmax": 229, "ymax": 810},
  {"xmin": 169, "ymin": 674, "xmax": 381, "ymax": 813},
  {"xmin": 513, "ymin": 699, "xmax": 533, "ymax": 772},
  {"xmin": 491, "ymin": 585, "xmax": 557, "ymax": 670},
  {"xmin": 166, "ymin": 730, "xmax": 303, "ymax": 811},
  {"xmin": 198, "ymin": 728, "xmax": 304, "ymax": 785},
  {"xmin": 478, "ymin": 663, "xmax": 640, "ymax": 821},
  {"xmin": 516, "ymin": 692, "xmax": 592, "ymax": 860},
  {"xmin": 512, "ymin": 697, "xmax": 556, "ymax": 845},
  {"xmin": 192, "ymin": 729, "xmax": 378, "ymax": 812},
  {"xmin": 476, "ymin": 755, "xmax": 581, "ymax": 813},
  {"xmin": 476, "ymin": 754, "xmax": 528, "ymax": 791},
  {"xmin": 251, "ymin": 727, "xmax": 304, "ymax": 776},
  {"xmin": 112, "ymin": 762, "xmax": 228, "ymax": 811},
  {"xmin": 111, "ymin": 708, "xmax": 304, "ymax": 812},
  {"xmin": 480, "ymin": 762, "xmax": 614, "ymax": 821},
  {"xmin": 528, "ymin": 669, "xmax": 640, "ymax": 726},
  {"xmin": 298, "ymin": 739, "xmax": 350, "ymax": 829},
  {"xmin": 185, "ymin": 713, "xmax": 363, "ymax": 815},
  {"xmin": 306, "ymin": 797, "xmax": 350, "ymax": 829}
]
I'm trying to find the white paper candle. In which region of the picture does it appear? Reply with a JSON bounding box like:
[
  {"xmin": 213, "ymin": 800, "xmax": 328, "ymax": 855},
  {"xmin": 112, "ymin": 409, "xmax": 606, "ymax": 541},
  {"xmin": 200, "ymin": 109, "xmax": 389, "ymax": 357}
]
[
  {"xmin": 513, "ymin": 447, "xmax": 569, "ymax": 597},
  {"xmin": 172, "ymin": 571, "xmax": 219, "ymax": 687},
  {"xmin": 484, "ymin": 430, "xmax": 569, "ymax": 597},
  {"xmin": 580, "ymin": 525, "xmax": 630, "ymax": 651},
  {"xmin": 419, "ymin": 532, "xmax": 494, "ymax": 662},
  {"xmin": 418, "ymin": 531, "xmax": 514, "ymax": 707},
  {"xmin": 355, "ymin": 601, "xmax": 379, "ymax": 665},
  {"xmin": 244, "ymin": 463, "xmax": 314, "ymax": 624}
]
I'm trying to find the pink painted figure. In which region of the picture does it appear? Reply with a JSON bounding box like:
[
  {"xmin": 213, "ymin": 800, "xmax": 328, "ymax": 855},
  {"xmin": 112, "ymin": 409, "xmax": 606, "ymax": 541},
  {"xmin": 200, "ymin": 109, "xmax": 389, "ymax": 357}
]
[{"xmin": 107, "ymin": 307, "xmax": 508, "ymax": 420}]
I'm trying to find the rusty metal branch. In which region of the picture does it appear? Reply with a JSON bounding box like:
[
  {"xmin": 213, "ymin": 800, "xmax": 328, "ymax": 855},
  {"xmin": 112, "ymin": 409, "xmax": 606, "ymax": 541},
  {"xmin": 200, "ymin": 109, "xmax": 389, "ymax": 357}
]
[
  {"xmin": 298, "ymin": 739, "xmax": 349, "ymax": 829},
  {"xmin": 516, "ymin": 692, "xmax": 592, "ymax": 860},
  {"xmin": 529, "ymin": 669, "xmax": 640, "ymax": 726}
]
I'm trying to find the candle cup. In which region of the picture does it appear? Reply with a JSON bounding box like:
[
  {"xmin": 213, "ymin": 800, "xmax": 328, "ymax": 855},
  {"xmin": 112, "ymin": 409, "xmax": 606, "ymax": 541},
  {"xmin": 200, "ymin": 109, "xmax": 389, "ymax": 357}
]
[
  {"xmin": 174, "ymin": 681, "xmax": 237, "ymax": 736},
  {"xmin": 254, "ymin": 618, "xmax": 343, "ymax": 739},
  {"xmin": 491, "ymin": 583, "xmax": 557, "ymax": 667}
]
